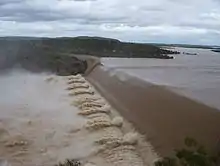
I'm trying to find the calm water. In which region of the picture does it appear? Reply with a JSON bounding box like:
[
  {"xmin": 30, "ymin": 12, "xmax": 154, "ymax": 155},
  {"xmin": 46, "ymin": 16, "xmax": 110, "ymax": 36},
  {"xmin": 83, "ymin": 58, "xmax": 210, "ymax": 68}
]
[{"xmin": 101, "ymin": 47, "xmax": 220, "ymax": 110}]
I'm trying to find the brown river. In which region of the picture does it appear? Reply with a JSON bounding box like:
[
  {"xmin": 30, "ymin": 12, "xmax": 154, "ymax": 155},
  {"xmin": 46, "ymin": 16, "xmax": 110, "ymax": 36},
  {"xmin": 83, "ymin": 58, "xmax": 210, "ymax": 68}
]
[
  {"xmin": 101, "ymin": 47, "xmax": 220, "ymax": 110},
  {"xmin": 0, "ymin": 69, "xmax": 97, "ymax": 165}
]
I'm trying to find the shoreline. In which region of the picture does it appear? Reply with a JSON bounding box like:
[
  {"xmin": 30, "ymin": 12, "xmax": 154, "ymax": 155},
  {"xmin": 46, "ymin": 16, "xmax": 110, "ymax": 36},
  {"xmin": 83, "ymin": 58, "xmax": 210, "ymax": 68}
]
[{"xmin": 85, "ymin": 59, "xmax": 220, "ymax": 157}]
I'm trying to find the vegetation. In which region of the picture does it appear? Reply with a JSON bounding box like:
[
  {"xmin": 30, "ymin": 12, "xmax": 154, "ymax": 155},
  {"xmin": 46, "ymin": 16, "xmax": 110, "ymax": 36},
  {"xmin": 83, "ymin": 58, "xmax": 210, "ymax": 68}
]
[
  {"xmin": 0, "ymin": 38, "xmax": 87, "ymax": 75},
  {"xmin": 38, "ymin": 36, "xmax": 179, "ymax": 58},
  {"xmin": 55, "ymin": 159, "xmax": 81, "ymax": 166},
  {"xmin": 212, "ymin": 49, "xmax": 220, "ymax": 53},
  {"xmin": 0, "ymin": 36, "xmax": 179, "ymax": 59},
  {"xmin": 0, "ymin": 36, "xmax": 180, "ymax": 75},
  {"xmin": 155, "ymin": 138, "xmax": 220, "ymax": 166}
]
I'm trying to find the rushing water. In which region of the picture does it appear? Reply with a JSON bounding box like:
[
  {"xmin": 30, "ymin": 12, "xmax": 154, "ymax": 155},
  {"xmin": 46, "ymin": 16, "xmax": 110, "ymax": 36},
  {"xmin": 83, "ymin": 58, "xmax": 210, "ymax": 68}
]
[
  {"xmin": 101, "ymin": 47, "xmax": 220, "ymax": 110},
  {"xmin": 0, "ymin": 69, "xmax": 97, "ymax": 165}
]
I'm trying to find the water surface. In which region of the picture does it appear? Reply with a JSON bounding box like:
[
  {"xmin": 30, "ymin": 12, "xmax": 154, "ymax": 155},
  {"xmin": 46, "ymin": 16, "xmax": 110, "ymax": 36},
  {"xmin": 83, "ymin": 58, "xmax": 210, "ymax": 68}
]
[
  {"xmin": 102, "ymin": 47, "xmax": 220, "ymax": 110},
  {"xmin": 0, "ymin": 69, "xmax": 95, "ymax": 165}
]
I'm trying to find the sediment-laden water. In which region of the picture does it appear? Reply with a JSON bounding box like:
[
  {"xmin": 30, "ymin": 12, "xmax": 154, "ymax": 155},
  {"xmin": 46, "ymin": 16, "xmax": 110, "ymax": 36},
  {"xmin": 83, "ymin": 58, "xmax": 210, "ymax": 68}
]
[
  {"xmin": 0, "ymin": 69, "xmax": 156, "ymax": 166},
  {"xmin": 0, "ymin": 69, "xmax": 96, "ymax": 165},
  {"xmin": 101, "ymin": 47, "xmax": 220, "ymax": 110}
]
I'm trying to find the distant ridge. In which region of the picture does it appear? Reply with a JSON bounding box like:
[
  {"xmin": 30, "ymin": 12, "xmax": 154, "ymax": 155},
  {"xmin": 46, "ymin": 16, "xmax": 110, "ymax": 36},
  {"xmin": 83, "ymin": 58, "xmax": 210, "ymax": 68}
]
[
  {"xmin": 0, "ymin": 36, "xmax": 179, "ymax": 60},
  {"xmin": 1, "ymin": 36, "xmax": 219, "ymax": 49},
  {"xmin": 0, "ymin": 36, "xmax": 181, "ymax": 74},
  {"xmin": 74, "ymin": 36, "xmax": 121, "ymax": 42},
  {"xmin": 150, "ymin": 42, "xmax": 219, "ymax": 49},
  {"xmin": 0, "ymin": 36, "xmax": 40, "ymax": 41}
]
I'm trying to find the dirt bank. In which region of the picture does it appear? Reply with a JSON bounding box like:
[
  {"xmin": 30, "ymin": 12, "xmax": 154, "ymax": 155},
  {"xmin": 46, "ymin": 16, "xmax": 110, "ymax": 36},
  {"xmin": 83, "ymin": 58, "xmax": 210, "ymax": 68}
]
[{"xmin": 86, "ymin": 63, "xmax": 220, "ymax": 157}]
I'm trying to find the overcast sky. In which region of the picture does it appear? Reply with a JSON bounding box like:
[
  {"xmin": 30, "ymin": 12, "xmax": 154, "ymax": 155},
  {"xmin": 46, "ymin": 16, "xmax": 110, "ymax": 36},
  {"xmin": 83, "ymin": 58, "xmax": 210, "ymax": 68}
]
[{"xmin": 0, "ymin": 0, "xmax": 220, "ymax": 45}]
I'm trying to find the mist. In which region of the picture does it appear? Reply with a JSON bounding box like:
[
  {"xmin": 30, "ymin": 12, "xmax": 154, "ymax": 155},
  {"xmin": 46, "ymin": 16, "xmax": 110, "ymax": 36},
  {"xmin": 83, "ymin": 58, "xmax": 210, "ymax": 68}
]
[
  {"xmin": 0, "ymin": 38, "xmax": 87, "ymax": 76},
  {"xmin": 0, "ymin": 69, "xmax": 96, "ymax": 165}
]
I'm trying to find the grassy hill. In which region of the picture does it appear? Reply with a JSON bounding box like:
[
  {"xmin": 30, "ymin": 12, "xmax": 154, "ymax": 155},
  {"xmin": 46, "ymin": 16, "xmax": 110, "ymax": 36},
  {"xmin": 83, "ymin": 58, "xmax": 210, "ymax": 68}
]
[
  {"xmin": 0, "ymin": 36, "xmax": 179, "ymax": 75},
  {"xmin": 0, "ymin": 36, "xmax": 179, "ymax": 58},
  {"xmin": 36, "ymin": 36, "xmax": 179, "ymax": 58}
]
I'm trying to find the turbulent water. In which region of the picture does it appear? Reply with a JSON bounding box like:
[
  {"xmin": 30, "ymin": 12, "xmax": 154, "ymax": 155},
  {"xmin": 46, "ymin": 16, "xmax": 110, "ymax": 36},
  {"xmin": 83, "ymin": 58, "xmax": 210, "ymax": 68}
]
[
  {"xmin": 101, "ymin": 47, "xmax": 220, "ymax": 110},
  {"xmin": 0, "ymin": 69, "xmax": 97, "ymax": 166}
]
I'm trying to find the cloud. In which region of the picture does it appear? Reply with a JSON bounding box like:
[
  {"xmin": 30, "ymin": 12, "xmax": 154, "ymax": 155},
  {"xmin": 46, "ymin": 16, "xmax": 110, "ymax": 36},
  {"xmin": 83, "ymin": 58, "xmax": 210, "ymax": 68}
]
[{"xmin": 0, "ymin": 0, "xmax": 219, "ymax": 45}]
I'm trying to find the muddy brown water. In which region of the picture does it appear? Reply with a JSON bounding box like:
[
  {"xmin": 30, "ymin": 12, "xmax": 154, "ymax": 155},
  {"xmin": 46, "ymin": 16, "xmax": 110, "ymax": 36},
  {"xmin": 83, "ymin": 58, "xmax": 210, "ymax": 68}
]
[
  {"xmin": 0, "ymin": 69, "xmax": 96, "ymax": 166},
  {"xmin": 86, "ymin": 64, "xmax": 220, "ymax": 157}
]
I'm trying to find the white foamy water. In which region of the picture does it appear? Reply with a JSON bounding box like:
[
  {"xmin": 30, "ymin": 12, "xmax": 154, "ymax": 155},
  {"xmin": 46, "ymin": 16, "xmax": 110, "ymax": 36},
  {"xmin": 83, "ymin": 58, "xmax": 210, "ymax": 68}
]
[
  {"xmin": 0, "ymin": 69, "xmax": 97, "ymax": 166},
  {"xmin": 101, "ymin": 47, "xmax": 220, "ymax": 110},
  {"xmin": 0, "ymin": 68, "xmax": 159, "ymax": 166}
]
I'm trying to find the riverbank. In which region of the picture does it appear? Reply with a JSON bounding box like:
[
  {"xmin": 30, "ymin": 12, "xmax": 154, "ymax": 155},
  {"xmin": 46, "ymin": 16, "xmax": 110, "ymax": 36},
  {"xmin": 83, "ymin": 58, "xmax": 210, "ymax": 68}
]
[{"xmin": 85, "ymin": 59, "xmax": 220, "ymax": 157}]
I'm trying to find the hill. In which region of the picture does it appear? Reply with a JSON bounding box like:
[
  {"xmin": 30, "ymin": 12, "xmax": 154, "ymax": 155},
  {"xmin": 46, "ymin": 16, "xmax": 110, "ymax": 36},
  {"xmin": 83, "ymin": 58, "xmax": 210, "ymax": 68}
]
[
  {"xmin": 0, "ymin": 36, "xmax": 179, "ymax": 75},
  {"xmin": 38, "ymin": 37, "xmax": 179, "ymax": 58},
  {"xmin": 0, "ymin": 36, "xmax": 179, "ymax": 58}
]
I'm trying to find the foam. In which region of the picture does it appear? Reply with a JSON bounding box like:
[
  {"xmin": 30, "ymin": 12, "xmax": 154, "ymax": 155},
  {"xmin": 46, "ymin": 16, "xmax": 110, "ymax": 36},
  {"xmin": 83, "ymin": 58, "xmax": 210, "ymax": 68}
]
[
  {"xmin": 0, "ymin": 71, "xmax": 97, "ymax": 165},
  {"xmin": 65, "ymin": 74, "xmax": 149, "ymax": 166},
  {"xmin": 68, "ymin": 88, "xmax": 95, "ymax": 96}
]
